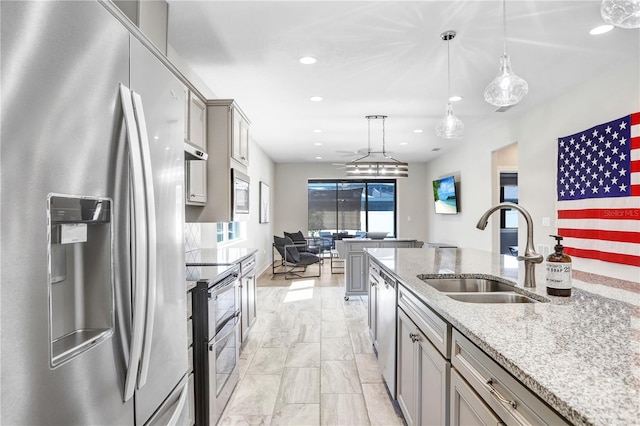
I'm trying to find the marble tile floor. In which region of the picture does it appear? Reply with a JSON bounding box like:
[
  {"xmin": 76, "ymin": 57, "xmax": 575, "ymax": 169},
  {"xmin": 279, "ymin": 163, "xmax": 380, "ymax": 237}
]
[{"xmin": 219, "ymin": 277, "xmax": 405, "ymax": 425}]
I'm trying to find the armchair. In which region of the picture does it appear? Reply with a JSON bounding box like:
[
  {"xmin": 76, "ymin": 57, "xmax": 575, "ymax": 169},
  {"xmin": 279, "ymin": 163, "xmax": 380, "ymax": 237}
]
[
  {"xmin": 272, "ymin": 235, "xmax": 322, "ymax": 279},
  {"xmin": 284, "ymin": 231, "xmax": 320, "ymax": 254},
  {"xmin": 317, "ymin": 231, "xmax": 334, "ymax": 251}
]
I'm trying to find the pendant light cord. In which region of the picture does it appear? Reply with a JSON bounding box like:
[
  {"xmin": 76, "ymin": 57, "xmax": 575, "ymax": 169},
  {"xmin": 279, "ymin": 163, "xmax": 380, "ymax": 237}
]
[
  {"xmin": 502, "ymin": 0, "xmax": 507, "ymax": 55},
  {"xmin": 382, "ymin": 116, "xmax": 387, "ymax": 155},
  {"xmin": 367, "ymin": 117, "xmax": 372, "ymax": 155},
  {"xmin": 447, "ymin": 38, "xmax": 451, "ymax": 99}
]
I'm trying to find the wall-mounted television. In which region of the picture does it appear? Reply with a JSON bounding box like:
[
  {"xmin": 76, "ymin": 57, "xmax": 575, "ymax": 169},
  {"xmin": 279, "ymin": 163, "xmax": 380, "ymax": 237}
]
[{"xmin": 432, "ymin": 175, "xmax": 458, "ymax": 214}]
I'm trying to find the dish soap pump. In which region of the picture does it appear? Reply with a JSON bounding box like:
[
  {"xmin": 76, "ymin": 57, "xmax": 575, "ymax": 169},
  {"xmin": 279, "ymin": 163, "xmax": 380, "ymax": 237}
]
[{"xmin": 546, "ymin": 235, "xmax": 572, "ymax": 296}]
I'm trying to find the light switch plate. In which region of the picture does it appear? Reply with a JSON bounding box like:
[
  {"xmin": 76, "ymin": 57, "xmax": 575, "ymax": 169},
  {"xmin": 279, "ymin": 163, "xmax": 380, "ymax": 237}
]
[
  {"xmin": 538, "ymin": 244, "xmax": 551, "ymax": 258},
  {"xmin": 542, "ymin": 217, "xmax": 551, "ymax": 227}
]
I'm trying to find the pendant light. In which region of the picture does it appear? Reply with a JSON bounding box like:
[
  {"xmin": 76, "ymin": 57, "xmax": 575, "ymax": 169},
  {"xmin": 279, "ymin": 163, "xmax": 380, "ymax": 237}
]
[
  {"xmin": 346, "ymin": 115, "xmax": 409, "ymax": 178},
  {"xmin": 484, "ymin": 0, "xmax": 528, "ymax": 107},
  {"xmin": 435, "ymin": 30, "xmax": 464, "ymax": 139},
  {"xmin": 601, "ymin": 0, "xmax": 640, "ymax": 28}
]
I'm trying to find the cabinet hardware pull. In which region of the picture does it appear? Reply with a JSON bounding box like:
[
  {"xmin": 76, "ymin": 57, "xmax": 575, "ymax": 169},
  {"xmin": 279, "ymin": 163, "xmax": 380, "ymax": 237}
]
[{"xmin": 485, "ymin": 378, "xmax": 517, "ymax": 409}]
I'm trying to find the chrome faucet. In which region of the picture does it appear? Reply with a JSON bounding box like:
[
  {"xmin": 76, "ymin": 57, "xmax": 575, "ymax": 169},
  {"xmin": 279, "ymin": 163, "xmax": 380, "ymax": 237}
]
[{"xmin": 476, "ymin": 202, "xmax": 543, "ymax": 287}]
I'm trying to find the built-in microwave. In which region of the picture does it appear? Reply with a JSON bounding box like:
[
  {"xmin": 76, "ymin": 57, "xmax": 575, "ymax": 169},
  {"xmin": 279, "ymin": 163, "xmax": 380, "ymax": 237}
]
[{"xmin": 231, "ymin": 169, "xmax": 250, "ymax": 219}]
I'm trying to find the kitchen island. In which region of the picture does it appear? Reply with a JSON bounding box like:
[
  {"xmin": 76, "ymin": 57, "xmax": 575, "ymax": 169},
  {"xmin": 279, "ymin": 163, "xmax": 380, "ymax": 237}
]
[
  {"xmin": 365, "ymin": 247, "xmax": 639, "ymax": 426},
  {"xmin": 338, "ymin": 238, "xmax": 420, "ymax": 300}
]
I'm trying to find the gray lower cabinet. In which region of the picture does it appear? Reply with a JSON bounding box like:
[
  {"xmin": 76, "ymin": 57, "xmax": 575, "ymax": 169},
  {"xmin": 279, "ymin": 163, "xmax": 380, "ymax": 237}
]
[
  {"xmin": 451, "ymin": 330, "xmax": 569, "ymax": 426},
  {"xmin": 368, "ymin": 262, "xmax": 380, "ymax": 348},
  {"xmin": 240, "ymin": 274, "xmax": 256, "ymax": 342},
  {"xmin": 240, "ymin": 254, "xmax": 257, "ymax": 343},
  {"xmin": 450, "ymin": 369, "xmax": 502, "ymax": 426},
  {"xmin": 347, "ymin": 251, "xmax": 367, "ymax": 297},
  {"xmin": 397, "ymin": 307, "xmax": 450, "ymax": 426},
  {"xmin": 394, "ymin": 282, "xmax": 569, "ymax": 426},
  {"xmin": 347, "ymin": 239, "xmax": 418, "ymax": 299}
]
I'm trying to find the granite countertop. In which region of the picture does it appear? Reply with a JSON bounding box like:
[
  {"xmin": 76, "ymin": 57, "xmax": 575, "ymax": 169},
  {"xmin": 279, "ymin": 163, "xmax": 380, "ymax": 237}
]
[
  {"xmin": 365, "ymin": 247, "xmax": 639, "ymax": 426},
  {"xmin": 185, "ymin": 247, "xmax": 258, "ymax": 266},
  {"xmin": 185, "ymin": 248, "xmax": 257, "ymax": 290},
  {"xmin": 186, "ymin": 264, "xmax": 239, "ymax": 284}
]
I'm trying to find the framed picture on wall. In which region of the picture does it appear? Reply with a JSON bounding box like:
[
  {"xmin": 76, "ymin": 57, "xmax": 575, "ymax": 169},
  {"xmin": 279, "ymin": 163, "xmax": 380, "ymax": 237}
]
[{"xmin": 260, "ymin": 181, "xmax": 270, "ymax": 223}]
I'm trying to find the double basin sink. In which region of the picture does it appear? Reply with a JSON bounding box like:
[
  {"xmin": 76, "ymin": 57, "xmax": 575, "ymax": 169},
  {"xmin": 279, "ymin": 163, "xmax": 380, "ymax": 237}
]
[{"xmin": 418, "ymin": 277, "xmax": 543, "ymax": 304}]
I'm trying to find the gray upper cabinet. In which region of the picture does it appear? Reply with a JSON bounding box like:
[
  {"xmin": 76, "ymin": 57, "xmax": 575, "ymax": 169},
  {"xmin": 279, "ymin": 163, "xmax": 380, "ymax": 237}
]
[
  {"xmin": 209, "ymin": 99, "xmax": 250, "ymax": 169},
  {"xmin": 185, "ymin": 99, "xmax": 251, "ymax": 222},
  {"xmin": 232, "ymin": 112, "xmax": 250, "ymax": 166},
  {"xmin": 185, "ymin": 160, "xmax": 206, "ymax": 205},
  {"xmin": 185, "ymin": 91, "xmax": 207, "ymax": 206},
  {"xmin": 186, "ymin": 91, "xmax": 207, "ymax": 151}
]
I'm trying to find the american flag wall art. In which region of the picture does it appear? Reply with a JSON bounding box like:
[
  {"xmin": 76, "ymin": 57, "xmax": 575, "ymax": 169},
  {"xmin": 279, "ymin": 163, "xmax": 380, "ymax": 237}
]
[{"xmin": 556, "ymin": 112, "xmax": 640, "ymax": 267}]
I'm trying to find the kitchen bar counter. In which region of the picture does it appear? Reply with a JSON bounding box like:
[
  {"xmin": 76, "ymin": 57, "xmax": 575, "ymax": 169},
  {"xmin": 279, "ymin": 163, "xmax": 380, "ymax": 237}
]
[{"xmin": 365, "ymin": 247, "xmax": 639, "ymax": 426}]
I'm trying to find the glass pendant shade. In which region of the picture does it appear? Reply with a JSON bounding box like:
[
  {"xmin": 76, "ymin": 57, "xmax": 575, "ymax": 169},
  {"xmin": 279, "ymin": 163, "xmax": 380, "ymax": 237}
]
[
  {"xmin": 484, "ymin": 54, "xmax": 529, "ymax": 107},
  {"xmin": 601, "ymin": 0, "xmax": 640, "ymax": 28},
  {"xmin": 435, "ymin": 102, "xmax": 464, "ymax": 139},
  {"xmin": 435, "ymin": 30, "xmax": 464, "ymax": 139}
]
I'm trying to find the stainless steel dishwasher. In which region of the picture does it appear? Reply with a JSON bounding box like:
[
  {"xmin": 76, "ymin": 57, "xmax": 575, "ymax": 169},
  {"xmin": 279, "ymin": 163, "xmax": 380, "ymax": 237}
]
[{"xmin": 376, "ymin": 266, "xmax": 397, "ymax": 398}]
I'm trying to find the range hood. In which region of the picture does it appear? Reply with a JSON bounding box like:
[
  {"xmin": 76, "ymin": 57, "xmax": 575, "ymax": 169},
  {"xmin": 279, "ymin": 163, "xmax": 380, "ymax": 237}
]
[{"xmin": 185, "ymin": 141, "xmax": 208, "ymax": 160}]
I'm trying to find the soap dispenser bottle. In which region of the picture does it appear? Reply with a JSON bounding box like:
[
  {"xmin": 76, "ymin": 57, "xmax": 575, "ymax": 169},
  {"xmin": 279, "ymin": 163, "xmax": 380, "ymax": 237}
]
[{"xmin": 546, "ymin": 235, "xmax": 572, "ymax": 296}]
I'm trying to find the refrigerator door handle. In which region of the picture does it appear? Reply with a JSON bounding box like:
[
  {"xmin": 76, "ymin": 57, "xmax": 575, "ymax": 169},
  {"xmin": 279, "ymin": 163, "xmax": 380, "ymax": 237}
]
[
  {"xmin": 131, "ymin": 91, "xmax": 157, "ymax": 390},
  {"xmin": 120, "ymin": 84, "xmax": 149, "ymax": 402},
  {"xmin": 166, "ymin": 380, "xmax": 189, "ymax": 426}
]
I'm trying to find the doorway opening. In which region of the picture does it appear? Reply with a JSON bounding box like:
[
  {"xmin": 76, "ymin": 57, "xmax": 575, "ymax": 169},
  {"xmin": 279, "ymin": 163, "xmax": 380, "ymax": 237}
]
[{"xmin": 499, "ymin": 172, "xmax": 518, "ymax": 255}]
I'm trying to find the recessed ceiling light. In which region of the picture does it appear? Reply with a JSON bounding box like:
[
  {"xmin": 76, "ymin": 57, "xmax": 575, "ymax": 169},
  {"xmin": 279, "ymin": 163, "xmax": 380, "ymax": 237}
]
[
  {"xmin": 315, "ymin": 156, "xmax": 323, "ymax": 160},
  {"xmin": 400, "ymin": 142, "xmax": 408, "ymax": 146},
  {"xmin": 590, "ymin": 24, "xmax": 614, "ymax": 35},
  {"xmin": 413, "ymin": 129, "xmax": 424, "ymax": 133},
  {"xmin": 449, "ymin": 95, "xmax": 463, "ymax": 102},
  {"xmin": 299, "ymin": 56, "xmax": 317, "ymax": 65},
  {"xmin": 313, "ymin": 129, "xmax": 322, "ymax": 133},
  {"xmin": 310, "ymin": 96, "xmax": 323, "ymax": 102},
  {"xmin": 314, "ymin": 142, "xmax": 323, "ymax": 146}
]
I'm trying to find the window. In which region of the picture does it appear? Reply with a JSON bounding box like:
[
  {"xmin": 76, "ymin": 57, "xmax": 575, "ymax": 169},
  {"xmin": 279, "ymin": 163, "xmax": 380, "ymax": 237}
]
[
  {"xmin": 216, "ymin": 222, "xmax": 242, "ymax": 244},
  {"xmin": 308, "ymin": 179, "xmax": 397, "ymax": 237}
]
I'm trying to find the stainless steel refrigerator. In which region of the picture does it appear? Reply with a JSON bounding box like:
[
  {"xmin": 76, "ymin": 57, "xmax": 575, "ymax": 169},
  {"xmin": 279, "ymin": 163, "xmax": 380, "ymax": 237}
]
[{"xmin": 1, "ymin": 1, "xmax": 189, "ymax": 424}]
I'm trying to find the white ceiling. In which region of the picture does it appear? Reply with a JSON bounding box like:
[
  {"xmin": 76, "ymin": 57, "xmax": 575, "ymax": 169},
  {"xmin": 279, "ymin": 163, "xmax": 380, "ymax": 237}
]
[{"xmin": 167, "ymin": 1, "xmax": 639, "ymax": 164}]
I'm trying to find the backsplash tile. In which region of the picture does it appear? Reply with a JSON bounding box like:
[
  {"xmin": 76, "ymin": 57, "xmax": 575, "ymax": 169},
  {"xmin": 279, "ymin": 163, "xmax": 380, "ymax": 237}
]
[{"xmin": 185, "ymin": 223, "xmax": 201, "ymax": 253}]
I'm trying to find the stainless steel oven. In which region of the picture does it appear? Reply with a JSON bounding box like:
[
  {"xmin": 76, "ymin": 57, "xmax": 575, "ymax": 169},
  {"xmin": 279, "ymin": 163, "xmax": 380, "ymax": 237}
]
[{"xmin": 192, "ymin": 265, "xmax": 240, "ymax": 426}]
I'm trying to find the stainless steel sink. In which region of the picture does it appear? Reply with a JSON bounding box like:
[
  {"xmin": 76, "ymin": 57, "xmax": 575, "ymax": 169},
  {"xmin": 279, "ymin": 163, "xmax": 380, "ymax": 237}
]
[
  {"xmin": 418, "ymin": 276, "xmax": 544, "ymax": 304},
  {"xmin": 422, "ymin": 277, "xmax": 515, "ymax": 293},
  {"xmin": 446, "ymin": 293, "xmax": 539, "ymax": 304}
]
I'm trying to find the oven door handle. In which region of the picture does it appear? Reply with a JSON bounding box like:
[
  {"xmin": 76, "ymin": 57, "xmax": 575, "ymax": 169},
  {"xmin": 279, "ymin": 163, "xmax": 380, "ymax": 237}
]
[
  {"xmin": 209, "ymin": 310, "xmax": 240, "ymax": 350},
  {"xmin": 207, "ymin": 276, "xmax": 238, "ymax": 300}
]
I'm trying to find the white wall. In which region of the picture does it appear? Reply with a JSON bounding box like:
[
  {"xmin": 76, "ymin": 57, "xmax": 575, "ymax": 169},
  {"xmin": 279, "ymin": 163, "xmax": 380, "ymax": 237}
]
[
  {"xmin": 273, "ymin": 163, "xmax": 430, "ymax": 240},
  {"xmin": 243, "ymin": 138, "xmax": 275, "ymax": 272},
  {"xmin": 425, "ymin": 60, "xmax": 639, "ymax": 282},
  {"xmin": 199, "ymin": 138, "xmax": 275, "ymax": 274}
]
